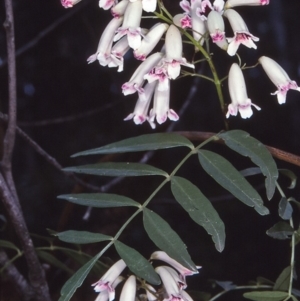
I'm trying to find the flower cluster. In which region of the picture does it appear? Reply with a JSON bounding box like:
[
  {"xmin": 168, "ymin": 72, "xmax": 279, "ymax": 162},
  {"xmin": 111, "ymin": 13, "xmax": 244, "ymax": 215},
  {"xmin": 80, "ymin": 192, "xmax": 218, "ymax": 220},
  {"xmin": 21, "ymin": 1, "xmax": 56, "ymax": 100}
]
[
  {"xmin": 92, "ymin": 251, "xmax": 201, "ymax": 301},
  {"xmin": 61, "ymin": 0, "xmax": 300, "ymax": 123}
]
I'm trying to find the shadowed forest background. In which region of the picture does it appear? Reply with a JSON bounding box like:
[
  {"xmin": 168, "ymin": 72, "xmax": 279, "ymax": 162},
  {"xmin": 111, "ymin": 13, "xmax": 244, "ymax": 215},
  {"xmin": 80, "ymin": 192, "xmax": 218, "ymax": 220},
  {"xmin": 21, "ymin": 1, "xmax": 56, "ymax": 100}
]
[{"xmin": 1, "ymin": 0, "xmax": 300, "ymax": 300}]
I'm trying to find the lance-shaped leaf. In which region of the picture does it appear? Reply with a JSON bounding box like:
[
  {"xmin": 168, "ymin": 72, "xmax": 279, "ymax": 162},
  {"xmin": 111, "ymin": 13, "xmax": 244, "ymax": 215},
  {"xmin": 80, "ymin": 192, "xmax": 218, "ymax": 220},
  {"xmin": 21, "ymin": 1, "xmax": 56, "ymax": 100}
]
[
  {"xmin": 243, "ymin": 291, "xmax": 289, "ymax": 301},
  {"xmin": 54, "ymin": 230, "xmax": 112, "ymax": 244},
  {"xmin": 266, "ymin": 222, "xmax": 294, "ymax": 240},
  {"xmin": 64, "ymin": 162, "xmax": 168, "ymax": 177},
  {"xmin": 0, "ymin": 239, "xmax": 21, "ymax": 253},
  {"xmin": 72, "ymin": 133, "xmax": 194, "ymax": 157},
  {"xmin": 36, "ymin": 250, "xmax": 73, "ymax": 275},
  {"xmin": 58, "ymin": 193, "xmax": 140, "ymax": 208},
  {"xmin": 114, "ymin": 240, "xmax": 160, "ymax": 285},
  {"xmin": 219, "ymin": 130, "xmax": 278, "ymax": 200},
  {"xmin": 273, "ymin": 266, "xmax": 291, "ymax": 292},
  {"xmin": 59, "ymin": 252, "xmax": 102, "ymax": 301},
  {"xmin": 143, "ymin": 208, "xmax": 197, "ymax": 272},
  {"xmin": 278, "ymin": 198, "xmax": 293, "ymax": 220},
  {"xmin": 171, "ymin": 176, "xmax": 225, "ymax": 252},
  {"xmin": 198, "ymin": 150, "xmax": 269, "ymax": 215}
]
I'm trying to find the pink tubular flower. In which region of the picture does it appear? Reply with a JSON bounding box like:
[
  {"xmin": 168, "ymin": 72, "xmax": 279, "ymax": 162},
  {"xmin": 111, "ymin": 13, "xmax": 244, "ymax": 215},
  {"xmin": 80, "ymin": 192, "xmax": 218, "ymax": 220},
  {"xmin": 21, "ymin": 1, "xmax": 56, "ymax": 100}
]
[
  {"xmin": 207, "ymin": 11, "xmax": 228, "ymax": 50},
  {"xmin": 149, "ymin": 79, "xmax": 179, "ymax": 125},
  {"xmin": 109, "ymin": 37, "xmax": 130, "ymax": 72},
  {"xmin": 99, "ymin": 0, "xmax": 117, "ymax": 10},
  {"xmin": 114, "ymin": 0, "xmax": 144, "ymax": 49},
  {"xmin": 111, "ymin": 0, "xmax": 129, "ymax": 18},
  {"xmin": 225, "ymin": 0, "xmax": 269, "ymax": 9},
  {"xmin": 92, "ymin": 259, "xmax": 127, "ymax": 301},
  {"xmin": 95, "ymin": 277, "xmax": 124, "ymax": 301},
  {"xmin": 87, "ymin": 17, "xmax": 123, "ymax": 66},
  {"xmin": 227, "ymin": 63, "xmax": 261, "ymax": 118},
  {"xmin": 224, "ymin": 9, "xmax": 259, "ymax": 56},
  {"xmin": 259, "ymin": 56, "xmax": 300, "ymax": 104},
  {"xmin": 124, "ymin": 81, "xmax": 157, "ymax": 126},
  {"xmin": 119, "ymin": 276, "xmax": 136, "ymax": 301},
  {"xmin": 122, "ymin": 52, "xmax": 164, "ymax": 95},
  {"xmin": 164, "ymin": 25, "xmax": 194, "ymax": 79},
  {"xmin": 60, "ymin": 0, "xmax": 82, "ymax": 8},
  {"xmin": 134, "ymin": 23, "xmax": 169, "ymax": 61},
  {"xmin": 155, "ymin": 267, "xmax": 191, "ymax": 301},
  {"xmin": 150, "ymin": 251, "xmax": 200, "ymax": 279}
]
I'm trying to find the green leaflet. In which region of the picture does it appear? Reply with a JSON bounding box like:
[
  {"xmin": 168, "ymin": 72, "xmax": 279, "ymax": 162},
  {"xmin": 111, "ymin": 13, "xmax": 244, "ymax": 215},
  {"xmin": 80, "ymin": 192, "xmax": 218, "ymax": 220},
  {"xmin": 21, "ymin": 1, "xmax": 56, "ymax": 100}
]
[
  {"xmin": 114, "ymin": 240, "xmax": 160, "ymax": 285},
  {"xmin": 54, "ymin": 230, "xmax": 112, "ymax": 244},
  {"xmin": 198, "ymin": 150, "xmax": 269, "ymax": 216},
  {"xmin": 64, "ymin": 162, "xmax": 168, "ymax": 177},
  {"xmin": 143, "ymin": 208, "xmax": 197, "ymax": 272},
  {"xmin": 57, "ymin": 193, "xmax": 139, "ymax": 208},
  {"xmin": 71, "ymin": 133, "xmax": 194, "ymax": 157},
  {"xmin": 171, "ymin": 176, "xmax": 225, "ymax": 252},
  {"xmin": 266, "ymin": 222, "xmax": 294, "ymax": 240},
  {"xmin": 273, "ymin": 266, "xmax": 291, "ymax": 292},
  {"xmin": 243, "ymin": 291, "xmax": 289, "ymax": 301},
  {"xmin": 219, "ymin": 130, "xmax": 278, "ymax": 200}
]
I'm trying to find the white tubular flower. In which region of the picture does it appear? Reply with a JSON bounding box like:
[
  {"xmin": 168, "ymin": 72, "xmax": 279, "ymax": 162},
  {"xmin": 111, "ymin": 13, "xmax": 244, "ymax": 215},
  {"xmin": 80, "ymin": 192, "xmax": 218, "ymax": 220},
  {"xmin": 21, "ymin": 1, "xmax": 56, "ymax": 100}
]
[
  {"xmin": 122, "ymin": 52, "xmax": 164, "ymax": 95},
  {"xmin": 60, "ymin": 0, "xmax": 82, "ymax": 8},
  {"xmin": 120, "ymin": 276, "xmax": 136, "ymax": 301},
  {"xmin": 173, "ymin": 14, "xmax": 192, "ymax": 29},
  {"xmin": 225, "ymin": 0, "xmax": 269, "ymax": 9},
  {"xmin": 149, "ymin": 79, "xmax": 179, "ymax": 125},
  {"xmin": 150, "ymin": 251, "xmax": 200, "ymax": 279},
  {"xmin": 95, "ymin": 277, "xmax": 124, "ymax": 301},
  {"xmin": 160, "ymin": 266, "xmax": 187, "ymax": 289},
  {"xmin": 141, "ymin": 0, "xmax": 157, "ymax": 12},
  {"xmin": 134, "ymin": 23, "xmax": 169, "ymax": 61},
  {"xmin": 99, "ymin": 0, "xmax": 117, "ymax": 10},
  {"xmin": 87, "ymin": 17, "xmax": 123, "ymax": 66},
  {"xmin": 224, "ymin": 9, "xmax": 259, "ymax": 56},
  {"xmin": 227, "ymin": 63, "xmax": 261, "ymax": 118},
  {"xmin": 111, "ymin": 0, "xmax": 129, "ymax": 18},
  {"xmin": 109, "ymin": 37, "xmax": 130, "ymax": 72},
  {"xmin": 155, "ymin": 267, "xmax": 189, "ymax": 301},
  {"xmin": 191, "ymin": 2, "xmax": 207, "ymax": 45},
  {"xmin": 114, "ymin": 0, "xmax": 143, "ymax": 49},
  {"xmin": 259, "ymin": 56, "xmax": 300, "ymax": 104},
  {"xmin": 207, "ymin": 11, "xmax": 228, "ymax": 50},
  {"xmin": 144, "ymin": 284, "xmax": 157, "ymax": 301},
  {"xmin": 165, "ymin": 25, "xmax": 194, "ymax": 79},
  {"xmin": 124, "ymin": 81, "xmax": 157, "ymax": 125},
  {"xmin": 92, "ymin": 260, "xmax": 127, "ymax": 301}
]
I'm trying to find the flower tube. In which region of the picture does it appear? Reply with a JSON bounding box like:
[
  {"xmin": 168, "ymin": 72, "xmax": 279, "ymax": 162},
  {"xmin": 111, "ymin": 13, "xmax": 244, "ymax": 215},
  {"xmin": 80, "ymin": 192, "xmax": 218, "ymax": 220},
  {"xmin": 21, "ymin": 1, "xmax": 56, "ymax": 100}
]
[{"xmin": 225, "ymin": 0, "xmax": 269, "ymax": 9}]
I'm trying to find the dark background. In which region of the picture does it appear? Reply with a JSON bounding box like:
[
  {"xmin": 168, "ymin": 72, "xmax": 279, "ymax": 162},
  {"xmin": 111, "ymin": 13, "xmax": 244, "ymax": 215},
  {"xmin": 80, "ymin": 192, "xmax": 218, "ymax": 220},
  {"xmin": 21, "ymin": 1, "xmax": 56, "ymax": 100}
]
[{"xmin": 0, "ymin": 0, "xmax": 300, "ymax": 300}]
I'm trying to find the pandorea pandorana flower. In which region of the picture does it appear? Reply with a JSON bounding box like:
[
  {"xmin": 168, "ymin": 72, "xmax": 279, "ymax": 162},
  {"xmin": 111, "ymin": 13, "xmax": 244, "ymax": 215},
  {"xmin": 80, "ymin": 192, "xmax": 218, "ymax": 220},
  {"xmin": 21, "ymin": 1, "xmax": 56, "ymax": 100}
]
[
  {"xmin": 224, "ymin": 9, "xmax": 259, "ymax": 56},
  {"xmin": 95, "ymin": 277, "xmax": 124, "ymax": 301},
  {"xmin": 227, "ymin": 63, "xmax": 260, "ymax": 119},
  {"xmin": 99, "ymin": 0, "xmax": 117, "ymax": 10},
  {"xmin": 92, "ymin": 259, "xmax": 126, "ymax": 301},
  {"xmin": 259, "ymin": 56, "xmax": 300, "ymax": 104},
  {"xmin": 225, "ymin": 0, "xmax": 269, "ymax": 9},
  {"xmin": 60, "ymin": 0, "xmax": 82, "ymax": 8},
  {"xmin": 207, "ymin": 11, "xmax": 228, "ymax": 50},
  {"xmin": 111, "ymin": 0, "xmax": 129, "ymax": 17},
  {"xmin": 119, "ymin": 276, "xmax": 136, "ymax": 301},
  {"xmin": 114, "ymin": 0, "xmax": 144, "ymax": 49}
]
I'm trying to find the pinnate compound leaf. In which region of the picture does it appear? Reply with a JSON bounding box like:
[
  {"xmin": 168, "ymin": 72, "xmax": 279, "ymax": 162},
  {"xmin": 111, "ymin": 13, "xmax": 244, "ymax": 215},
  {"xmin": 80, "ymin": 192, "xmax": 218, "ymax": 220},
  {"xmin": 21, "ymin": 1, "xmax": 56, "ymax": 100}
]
[
  {"xmin": 54, "ymin": 230, "xmax": 112, "ymax": 244},
  {"xmin": 59, "ymin": 253, "xmax": 101, "ymax": 301},
  {"xmin": 278, "ymin": 198, "xmax": 293, "ymax": 220},
  {"xmin": 171, "ymin": 176, "xmax": 225, "ymax": 252},
  {"xmin": 143, "ymin": 208, "xmax": 197, "ymax": 272},
  {"xmin": 114, "ymin": 240, "xmax": 160, "ymax": 285},
  {"xmin": 58, "ymin": 193, "xmax": 139, "ymax": 208},
  {"xmin": 273, "ymin": 266, "xmax": 291, "ymax": 292},
  {"xmin": 219, "ymin": 130, "xmax": 278, "ymax": 200},
  {"xmin": 198, "ymin": 150, "xmax": 269, "ymax": 216},
  {"xmin": 243, "ymin": 291, "xmax": 288, "ymax": 301},
  {"xmin": 72, "ymin": 133, "xmax": 194, "ymax": 157},
  {"xmin": 36, "ymin": 250, "xmax": 73, "ymax": 275},
  {"xmin": 266, "ymin": 222, "xmax": 294, "ymax": 240},
  {"xmin": 64, "ymin": 162, "xmax": 168, "ymax": 177}
]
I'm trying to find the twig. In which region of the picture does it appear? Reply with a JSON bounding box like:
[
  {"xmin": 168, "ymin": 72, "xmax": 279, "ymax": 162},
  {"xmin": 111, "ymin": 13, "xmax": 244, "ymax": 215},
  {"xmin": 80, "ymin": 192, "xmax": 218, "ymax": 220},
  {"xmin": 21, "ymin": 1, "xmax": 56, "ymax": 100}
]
[
  {"xmin": 0, "ymin": 249, "xmax": 34, "ymax": 301},
  {"xmin": 2, "ymin": 1, "xmax": 51, "ymax": 300},
  {"xmin": 0, "ymin": 0, "xmax": 92, "ymax": 68}
]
